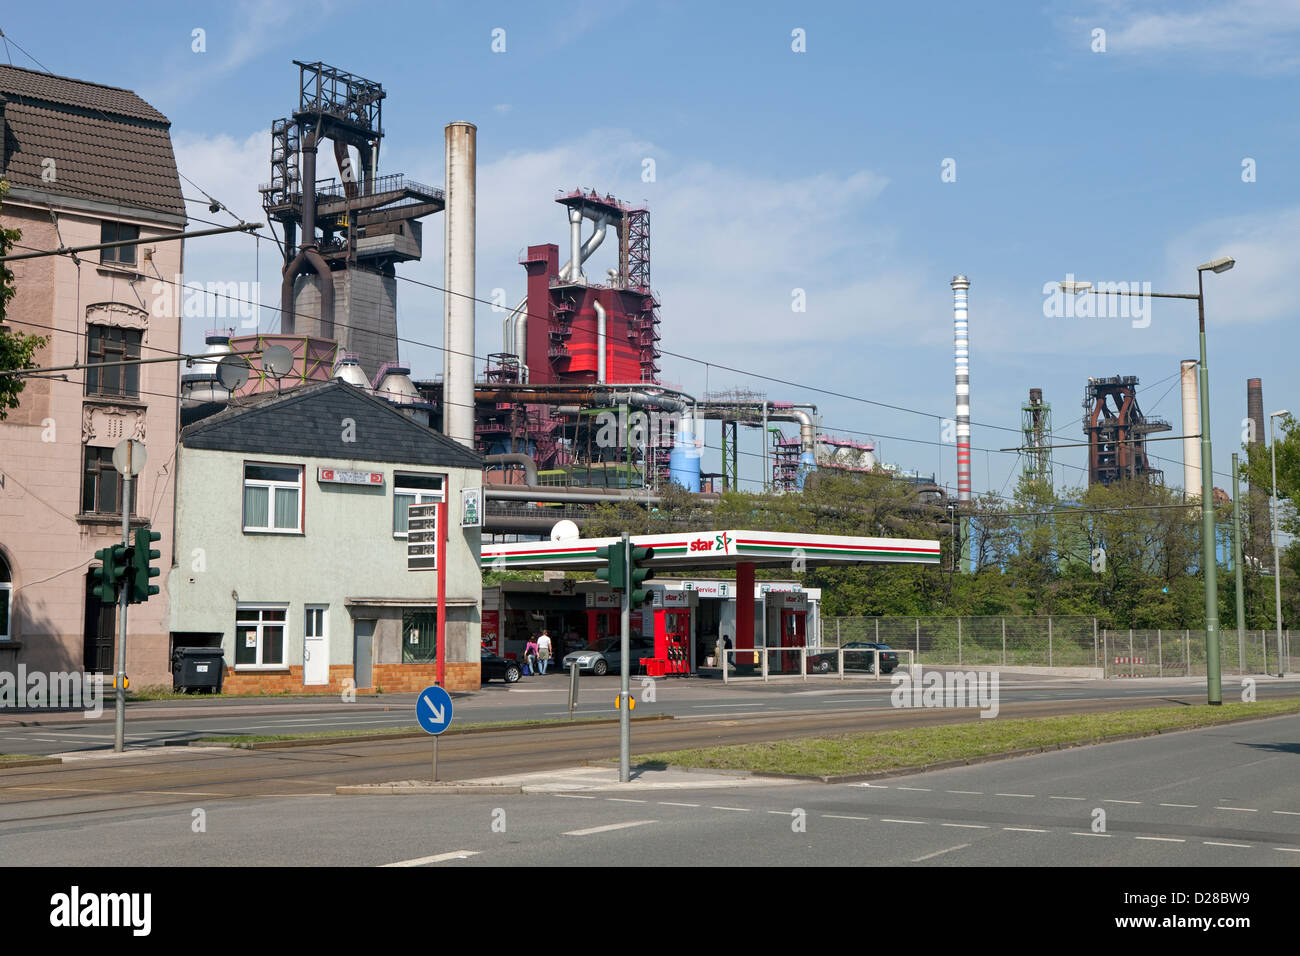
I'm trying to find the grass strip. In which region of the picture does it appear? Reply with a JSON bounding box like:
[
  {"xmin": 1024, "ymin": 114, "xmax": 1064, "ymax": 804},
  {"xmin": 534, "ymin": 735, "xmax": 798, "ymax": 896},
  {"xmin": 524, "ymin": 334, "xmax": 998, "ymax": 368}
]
[{"xmin": 636, "ymin": 699, "xmax": 1300, "ymax": 778}]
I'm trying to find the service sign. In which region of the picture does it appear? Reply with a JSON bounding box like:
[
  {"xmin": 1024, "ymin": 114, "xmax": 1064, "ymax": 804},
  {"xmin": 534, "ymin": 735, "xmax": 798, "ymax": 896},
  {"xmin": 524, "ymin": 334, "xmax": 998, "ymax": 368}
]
[
  {"xmin": 683, "ymin": 581, "xmax": 730, "ymax": 597},
  {"xmin": 461, "ymin": 487, "xmax": 483, "ymax": 528},
  {"xmin": 319, "ymin": 467, "xmax": 384, "ymax": 486},
  {"xmin": 407, "ymin": 502, "xmax": 439, "ymax": 571}
]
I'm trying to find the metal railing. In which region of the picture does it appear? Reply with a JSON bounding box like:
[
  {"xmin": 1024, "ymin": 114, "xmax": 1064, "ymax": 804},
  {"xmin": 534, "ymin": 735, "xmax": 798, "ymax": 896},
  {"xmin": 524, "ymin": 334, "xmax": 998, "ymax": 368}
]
[{"xmin": 717, "ymin": 642, "xmax": 915, "ymax": 683}]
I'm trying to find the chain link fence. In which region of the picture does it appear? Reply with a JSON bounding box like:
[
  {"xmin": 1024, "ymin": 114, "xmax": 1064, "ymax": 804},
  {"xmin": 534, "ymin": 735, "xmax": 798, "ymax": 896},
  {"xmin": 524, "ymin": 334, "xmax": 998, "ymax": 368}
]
[{"xmin": 823, "ymin": 616, "xmax": 1293, "ymax": 678}]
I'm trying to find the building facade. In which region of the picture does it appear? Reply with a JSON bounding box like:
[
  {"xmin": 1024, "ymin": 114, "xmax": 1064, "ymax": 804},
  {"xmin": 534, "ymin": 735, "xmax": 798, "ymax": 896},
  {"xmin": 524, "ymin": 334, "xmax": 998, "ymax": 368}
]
[
  {"xmin": 0, "ymin": 65, "xmax": 186, "ymax": 683},
  {"xmin": 169, "ymin": 381, "xmax": 485, "ymax": 693}
]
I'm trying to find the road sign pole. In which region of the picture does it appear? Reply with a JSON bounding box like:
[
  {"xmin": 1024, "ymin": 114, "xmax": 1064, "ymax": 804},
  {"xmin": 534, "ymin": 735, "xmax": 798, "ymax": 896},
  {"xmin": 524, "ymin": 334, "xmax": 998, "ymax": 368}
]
[
  {"xmin": 114, "ymin": 464, "xmax": 131, "ymax": 753},
  {"xmin": 432, "ymin": 734, "xmax": 439, "ymax": 783},
  {"xmin": 620, "ymin": 531, "xmax": 630, "ymax": 784}
]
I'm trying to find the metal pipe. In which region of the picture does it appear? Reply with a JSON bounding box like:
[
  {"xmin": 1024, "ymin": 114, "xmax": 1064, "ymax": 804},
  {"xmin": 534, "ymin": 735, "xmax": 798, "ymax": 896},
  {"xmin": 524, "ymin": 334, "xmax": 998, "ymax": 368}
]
[
  {"xmin": 595, "ymin": 301, "xmax": 607, "ymax": 384},
  {"xmin": 301, "ymin": 130, "xmax": 318, "ymax": 247},
  {"xmin": 567, "ymin": 206, "xmax": 584, "ymax": 282},
  {"xmin": 1180, "ymin": 359, "xmax": 1201, "ymax": 499},
  {"xmin": 483, "ymin": 484, "xmax": 719, "ymax": 505},
  {"xmin": 482, "ymin": 453, "xmax": 538, "ymax": 485},
  {"xmin": 443, "ymin": 121, "xmax": 477, "ymax": 448}
]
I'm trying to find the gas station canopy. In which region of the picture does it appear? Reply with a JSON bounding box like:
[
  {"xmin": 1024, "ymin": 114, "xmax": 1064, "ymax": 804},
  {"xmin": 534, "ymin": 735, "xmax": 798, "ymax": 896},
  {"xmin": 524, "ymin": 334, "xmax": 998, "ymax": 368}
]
[{"xmin": 481, "ymin": 530, "xmax": 941, "ymax": 572}]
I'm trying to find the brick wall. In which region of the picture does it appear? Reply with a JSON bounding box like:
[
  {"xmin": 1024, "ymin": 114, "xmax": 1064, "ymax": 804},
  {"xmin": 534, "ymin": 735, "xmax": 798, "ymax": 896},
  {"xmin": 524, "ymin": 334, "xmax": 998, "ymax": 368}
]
[{"xmin": 221, "ymin": 661, "xmax": 481, "ymax": 695}]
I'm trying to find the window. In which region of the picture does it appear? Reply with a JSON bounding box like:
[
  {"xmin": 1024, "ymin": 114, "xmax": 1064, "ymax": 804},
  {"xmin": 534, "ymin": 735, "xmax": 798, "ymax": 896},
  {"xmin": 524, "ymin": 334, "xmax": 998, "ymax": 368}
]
[
  {"xmin": 393, "ymin": 472, "xmax": 444, "ymax": 536},
  {"xmin": 81, "ymin": 446, "xmax": 137, "ymax": 515},
  {"xmin": 0, "ymin": 553, "xmax": 11, "ymax": 641},
  {"xmin": 235, "ymin": 606, "xmax": 287, "ymax": 667},
  {"xmin": 402, "ymin": 610, "xmax": 437, "ymax": 663},
  {"xmin": 305, "ymin": 606, "xmax": 326, "ymax": 640},
  {"xmin": 85, "ymin": 325, "xmax": 141, "ymax": 398},
  {"xmin": 100, "ymin": 221, "xmax": 139, "ymax": 266},
  {"xmin": 244, "ymin": 463, "xmax": 303, "ymax": 533}
]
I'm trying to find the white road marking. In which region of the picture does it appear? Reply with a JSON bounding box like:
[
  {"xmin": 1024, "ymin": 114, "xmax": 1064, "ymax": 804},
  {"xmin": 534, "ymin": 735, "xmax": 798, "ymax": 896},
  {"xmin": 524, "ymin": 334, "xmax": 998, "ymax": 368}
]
[
  {"xmin": 766, "ymin": 810, "xmax": 792, "ymax": 815},
  {"xmin": 996, "ymin": 793, "xmax": 1035, "ymax": 798},
  {"xmin": 1160, "ymin": 803, "xmax": 1197, "ymax": 808},
  {"xmin": 565, "ymin": 820, "xmax": 656, "ymax": 837},
  {"xmin": 1072, "ymin": 832, "xmax": 1113, "ymax": 837},
  {"xmin": 1204, "ymin": 841, "xmax": 1251, "ymax": 848},
  {"xmin": 823, "ymin": 814, "xmax": 871, "ymax": 821},
  {"xmin": 658, "ymin": 802, "xmax": 699, "ymax": 808},
  {"xmin": 1003, "ymin": 827, "xmax": 1048, "ymax": 833},
  {"xmin": 1276, "ymin": 848, "xmax": 1300, "ymax": 854},
  {"xmin": 1135, "ymin": 836, "xmax": 1185, "ymax": 843},
  {"xmin": 1273, "ymin": 810, "xmax": 1300, "ymax": 816},
  {"xmin": 382, "ymin": 850, "xmax": 479, "ymax": 867},
  {"xmin": 1103, "ymin": 799, "xmax": 1141, "ymax": 805},
  {"xmin": 551, "ymin": 793, "xmax": 596, "ymax": 800},
  {"xmin": 881, "ymin": 818, "xmax": 927, "ymax": 825},
  {"xmin": 692, "ymin": 703, "xmax": 759, "ymax": 708},
  {"xmin": 710, "ymin": 806, "xmax": 751, "ymax": 812},
  {"xmin": 1049, "ymin": 796, "xmax": 1086, "ymax": 801},
  {"xmin": 946, "ymin": 790, "xmax": 983, "ymax": 795},
  {"xmin": 1216, "ymin": 807, "xmax": 1258, "ymax": 813},
  {"xmin": 896, "ymin": 787, "xmax": 931, "ymax": 792},
  {"xmin": 942, "ymin": 823, "xmax": 989, "ymax": 829},
  {"xmin": 912, "ymin": 843, "xmax": 969, "ymax": 862},
  {"xmin": 606, "ymin": 798, "xmax": 646, "ymax": 803}
]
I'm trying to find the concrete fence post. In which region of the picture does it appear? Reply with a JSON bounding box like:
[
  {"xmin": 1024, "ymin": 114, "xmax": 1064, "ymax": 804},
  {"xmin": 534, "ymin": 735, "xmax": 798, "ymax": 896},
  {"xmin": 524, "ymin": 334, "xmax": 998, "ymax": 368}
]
[
  {"xmin": 1262, "ymin": 629, "xmax": 1268, "ymax": 675},
  {"xmin": 1093, "ymin": 617, "xmax": 1098, "ymax": 669},
  {"xmin": 1002, "ymin": 618, "xmax": 1007, "ymax": 666},
  {"xmin": 1185, "ymin": 629, "xmax": 1190, "ymax": 675},
  {"xmin": 1129, "ymin": 629, "xmax": 1134, "ymax": 670},
  {"xmin": 836, "ymin": 619, "xmax": 840, "ymax": 647},
  {"xmin": 1157, "ymin": 629, "xmax": 1162, "ymax": 677},
  {"xmin": 1103, "ymin": 629, "xmax": 1108, "ymax": 678},
  {"xmin": 875, "ymin": 618, "xmax": 879, "ymax": 643},
  {"xmin": 915, "ymin": 618, "xmax": 920, "ymax": 660},
  {"xmin": 1048, "ymin": 616, "xmax": 1053, "ymax": 668},
  {"xmin": 958, "ymin": 617, "xmax": 962, "ymax": 666}
]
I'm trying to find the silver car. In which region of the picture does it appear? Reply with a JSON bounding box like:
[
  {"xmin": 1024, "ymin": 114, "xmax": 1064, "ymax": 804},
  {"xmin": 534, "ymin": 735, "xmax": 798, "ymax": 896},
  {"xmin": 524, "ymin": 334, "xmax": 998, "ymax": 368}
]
[{"xmin": 562, "ymin": 636, "xmax": 654, "ymax": 676}]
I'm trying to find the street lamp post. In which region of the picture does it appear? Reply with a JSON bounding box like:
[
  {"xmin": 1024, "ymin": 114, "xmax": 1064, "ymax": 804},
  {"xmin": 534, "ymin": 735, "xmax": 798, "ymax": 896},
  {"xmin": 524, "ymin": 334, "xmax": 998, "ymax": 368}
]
[
  {"xmin": 1270, "ymin": 410, "xmax": 1290, "ymax": 678},
  {"xmin": 1059, "ymin": 256, "xmax": 1233, "ymax": 704}
]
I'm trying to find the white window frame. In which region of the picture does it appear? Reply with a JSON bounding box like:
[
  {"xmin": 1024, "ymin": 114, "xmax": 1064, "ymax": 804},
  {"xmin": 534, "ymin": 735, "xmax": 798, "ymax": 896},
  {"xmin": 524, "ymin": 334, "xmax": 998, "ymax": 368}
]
[
  {"xmin": 393, "ymin": 472, "xmax": 445, "ymax": 538},
  {"xmin": 0, "ymin": 582, "xmax": 10, "ymax": 642},
  {"xmin": 243, "ymin": 462, "xmax": 304, "ymax": 534},
  {"xmin": 234, "ymin": 604, "xmax": 290, "ymax": 669}
]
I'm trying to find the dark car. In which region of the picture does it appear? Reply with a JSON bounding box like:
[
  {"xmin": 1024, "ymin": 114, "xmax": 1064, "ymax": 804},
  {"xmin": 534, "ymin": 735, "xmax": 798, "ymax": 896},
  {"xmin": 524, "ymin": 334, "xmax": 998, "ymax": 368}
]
[
  {"xmin": 807, "ymin": 641, "xmax": 898, "ymax": 674},
  {"xmin": 480, "ymin": 648, "xmax": 522, "ymax": 683}
]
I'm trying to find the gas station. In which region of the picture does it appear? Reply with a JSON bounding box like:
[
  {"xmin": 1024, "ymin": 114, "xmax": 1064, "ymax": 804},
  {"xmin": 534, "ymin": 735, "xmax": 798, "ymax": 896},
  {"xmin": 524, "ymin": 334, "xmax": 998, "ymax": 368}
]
[{"xmin": 481, "ymin": 530, "xmax": 940, "ymax": 676}]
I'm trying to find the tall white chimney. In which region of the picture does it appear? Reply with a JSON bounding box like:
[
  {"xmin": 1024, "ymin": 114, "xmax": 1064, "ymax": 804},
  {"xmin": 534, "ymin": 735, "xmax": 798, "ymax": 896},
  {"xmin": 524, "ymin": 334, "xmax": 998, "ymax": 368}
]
[
  {"xmin": 443, "ymin": 122, "xmax": 477, "ymax": 448},
  {"xmin": 1180, "ymin": 359, "xmax": 1200, "ymax": 499},
  {"xmin": 951, "ymin": 275, "xmax": 971, "ymax": 503}
]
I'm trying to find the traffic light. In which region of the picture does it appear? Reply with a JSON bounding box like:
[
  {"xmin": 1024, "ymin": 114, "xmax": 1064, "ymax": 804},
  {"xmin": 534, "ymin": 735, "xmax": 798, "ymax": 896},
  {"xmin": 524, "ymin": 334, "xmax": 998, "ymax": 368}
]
[
  {"xmin": 628, "ymin": 545, "xmax": 655, "ymax": 609},
  {"xmin": 91, "ymin": 544, "xmax": 130, "ymax": 604},
  {"xmin": 129, "ymin": 526, "xmax": 162, "ymax": 604},
  {"xmin": 594, "ymin": 541, "xmax": 626, "ymax": 592}
]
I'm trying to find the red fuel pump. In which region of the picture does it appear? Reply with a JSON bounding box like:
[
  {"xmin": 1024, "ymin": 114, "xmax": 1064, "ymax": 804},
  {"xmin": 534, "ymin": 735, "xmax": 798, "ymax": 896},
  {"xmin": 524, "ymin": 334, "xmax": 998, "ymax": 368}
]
[
  {"xmin": 780, "ymin": 608, "xmax": 806, "ymax": 673},
  {"xmin": 653, "ymin": 608, "xmax": 692, "ymax": 676}
]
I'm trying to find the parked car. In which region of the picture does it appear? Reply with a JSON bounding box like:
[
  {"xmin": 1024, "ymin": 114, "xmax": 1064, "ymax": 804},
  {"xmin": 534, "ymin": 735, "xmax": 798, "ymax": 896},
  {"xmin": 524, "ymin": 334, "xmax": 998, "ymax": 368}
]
[
  {"xmin": 561, "ymin": 636, "xmax": 655, "ymax": 676},
  {"xmin": 806, "ymin": 641, "xmax": 898, "ymax": 674},
  {"xmin": 480, "ymin": 648, "xmax": 522, "ymax": 683}
]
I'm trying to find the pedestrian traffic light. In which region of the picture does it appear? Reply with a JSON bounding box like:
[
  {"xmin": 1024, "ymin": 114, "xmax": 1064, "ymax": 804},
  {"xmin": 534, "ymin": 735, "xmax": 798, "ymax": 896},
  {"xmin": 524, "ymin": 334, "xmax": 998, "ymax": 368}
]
[
  {"xmin": 91, "ymin": 545, "xmax": 129, "ymax": 603},
  {"xmin": 628, "ymin": 545, "xmax": 655, "ymax": 609},
  {"xmin": 129, "ymin": 526, "xmax": 162, "ymax": 604},
  {"xmin": 594, "ymin": 541, "xmax": 626, "ymax": 591}
]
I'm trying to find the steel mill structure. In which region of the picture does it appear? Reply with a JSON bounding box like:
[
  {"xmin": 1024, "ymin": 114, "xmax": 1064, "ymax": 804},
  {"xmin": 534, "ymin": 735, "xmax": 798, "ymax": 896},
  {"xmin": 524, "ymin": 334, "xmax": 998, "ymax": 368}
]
[
  {"xmin": 1082, "ymin": 375, "xmax": 1171, "ymax": 486},
  {"xmin": 1021, "ymin": 388, "xmax": 1052, "ymax": 486}
]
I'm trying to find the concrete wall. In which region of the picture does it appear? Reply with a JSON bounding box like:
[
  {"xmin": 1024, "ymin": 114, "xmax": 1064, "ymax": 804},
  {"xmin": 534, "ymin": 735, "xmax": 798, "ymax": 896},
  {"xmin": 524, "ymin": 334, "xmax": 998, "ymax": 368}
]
[
  {"xmin": 169, "ymin": 445, "xmax": 482, "ymax": 692},
  {"xmin": 0, "ymin": 199, "xmax": 182, "ymax": 684},
  {"xmin": 293, "ymin": 269, "xmax": 397, "ymax": 378}
]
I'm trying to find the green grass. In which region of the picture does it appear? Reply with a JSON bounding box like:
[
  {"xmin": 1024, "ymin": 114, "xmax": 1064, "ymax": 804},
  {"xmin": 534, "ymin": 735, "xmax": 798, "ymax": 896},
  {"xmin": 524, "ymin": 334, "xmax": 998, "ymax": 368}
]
[
  {"xmin": 636, "ymin": 698, "xmax": 1300, "ymax": 778},
  {"xmin": 0, "ymin": 754, "xmax": 53, "ymax": 765}
]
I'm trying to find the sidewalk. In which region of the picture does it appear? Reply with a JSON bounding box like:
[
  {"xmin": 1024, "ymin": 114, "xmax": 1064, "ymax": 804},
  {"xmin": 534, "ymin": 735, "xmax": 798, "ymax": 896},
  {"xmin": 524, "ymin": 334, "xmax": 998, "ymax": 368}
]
[{"xmin": 336, "ymin": 763, "xmax": 799, "ymax": 795}]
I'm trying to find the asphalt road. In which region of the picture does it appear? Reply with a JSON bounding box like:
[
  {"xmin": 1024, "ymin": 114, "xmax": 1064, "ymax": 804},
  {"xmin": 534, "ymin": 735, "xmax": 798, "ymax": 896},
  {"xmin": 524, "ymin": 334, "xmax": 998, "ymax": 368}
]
[
  {"xmin": 3, "ymin": 673, "xmax": 1298, "ymax": 755},
  {"xmin": 2, "ymin": 713, "xmax": 1296, "ymax": 867}
]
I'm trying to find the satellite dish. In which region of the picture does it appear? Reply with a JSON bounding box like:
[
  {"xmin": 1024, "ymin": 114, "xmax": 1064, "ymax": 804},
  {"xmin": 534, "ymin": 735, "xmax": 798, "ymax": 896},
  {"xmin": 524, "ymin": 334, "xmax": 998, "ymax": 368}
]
[
  {"xmin": 261, "ymin": 345, "xmax": 294, "ymax": 378},
  {"xmin": 550, "ymin": 520, "xmax": 580, "ymax": 542},
  {"xmin": 216, "ymin": 354, "xmax": 251, "ymax": 391}
]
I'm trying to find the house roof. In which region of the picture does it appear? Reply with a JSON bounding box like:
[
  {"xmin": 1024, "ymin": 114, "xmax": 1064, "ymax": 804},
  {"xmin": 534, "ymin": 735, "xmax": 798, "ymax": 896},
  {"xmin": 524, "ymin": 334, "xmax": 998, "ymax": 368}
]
[
  {"xmin": 0, "ymin": 64, "xmax": 185, "ymax": 221},
  {"xmin": 180, "ymin": 380, "xmax": 484, "ymax": 471}
]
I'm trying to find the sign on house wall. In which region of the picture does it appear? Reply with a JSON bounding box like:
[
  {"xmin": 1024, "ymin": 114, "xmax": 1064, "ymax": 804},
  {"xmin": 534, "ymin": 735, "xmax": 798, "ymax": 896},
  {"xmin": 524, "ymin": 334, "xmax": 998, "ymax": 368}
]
[
  {"xmin": 318, "ymin": 467, "xmax": 384, "ymax": 486},
  {"xmin": 461, "ymin": 487, "xmax": 482, "ymax": 528},
  {"xmin": 407, "ymin": 503, "xmax": 439, "ymax": 571}
]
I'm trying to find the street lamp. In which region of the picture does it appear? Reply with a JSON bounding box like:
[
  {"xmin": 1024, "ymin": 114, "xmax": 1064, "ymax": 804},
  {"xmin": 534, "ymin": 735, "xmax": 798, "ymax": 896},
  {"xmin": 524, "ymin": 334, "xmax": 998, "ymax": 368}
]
[
  {"xmin": 1057, "ymin": 257, "xmax": 1234, "ymax": 704},
  {"xmin": 1270, "ymin": 409, "xmax": 1290, "ymax": 678}
]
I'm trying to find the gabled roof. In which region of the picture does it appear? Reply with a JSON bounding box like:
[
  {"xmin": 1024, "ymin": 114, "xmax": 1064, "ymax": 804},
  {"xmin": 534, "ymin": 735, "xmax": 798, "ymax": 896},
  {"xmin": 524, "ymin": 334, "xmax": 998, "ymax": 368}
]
[
  {"xmin": 0, "ymin": 64, "xmax": 184, "ymax": 221},
  {"xmin": 181, "ymin": 380, "xmax": 483, "ymax": 471}
]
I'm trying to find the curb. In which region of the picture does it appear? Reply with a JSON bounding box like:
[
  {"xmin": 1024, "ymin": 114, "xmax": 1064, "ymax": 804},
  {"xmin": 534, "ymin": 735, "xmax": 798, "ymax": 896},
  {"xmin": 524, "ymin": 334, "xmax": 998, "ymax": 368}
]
[
  {"xmin": 180, "ymin": 714, "xmax": 675, "ymax": 750},
  {"xmin": 0, "ymin": 756, "xmax": 63, "ymax": 770},
  {"xmin": 335, "ymin": 783, "xmax": 524, "ymax": 796}
]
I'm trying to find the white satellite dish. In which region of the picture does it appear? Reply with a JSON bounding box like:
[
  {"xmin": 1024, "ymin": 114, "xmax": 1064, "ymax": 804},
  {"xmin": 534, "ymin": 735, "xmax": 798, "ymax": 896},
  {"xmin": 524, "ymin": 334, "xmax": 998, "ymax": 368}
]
[
  {"xmin": 216, "ymin": 354, "xmax": 251, "ymax": 391},
  {"xmin": 261, "ymin": 345, "xmax": 294, "ymax": 378},
  {"xmin": 550, "ymin": 520, "xmax": 580, "ymax": 542}
]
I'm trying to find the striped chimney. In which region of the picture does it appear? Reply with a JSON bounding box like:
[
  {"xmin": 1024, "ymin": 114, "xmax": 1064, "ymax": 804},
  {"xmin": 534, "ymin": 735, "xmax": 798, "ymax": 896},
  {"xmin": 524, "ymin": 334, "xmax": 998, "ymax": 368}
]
[{"xmin": 951, "ymin": 275, "xmax": 971, "ymax": 502}]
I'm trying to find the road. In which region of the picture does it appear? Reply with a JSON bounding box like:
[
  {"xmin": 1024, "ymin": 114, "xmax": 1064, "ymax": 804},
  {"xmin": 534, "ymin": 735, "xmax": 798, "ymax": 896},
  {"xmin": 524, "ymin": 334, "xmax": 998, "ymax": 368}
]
[
  {"xmin": 2, "ymin": 673, "xmax": 1297, "ymax": 755},
  {"xmin": 1, "ymin": 712, "xmax": 1296, "ymax": 866}
]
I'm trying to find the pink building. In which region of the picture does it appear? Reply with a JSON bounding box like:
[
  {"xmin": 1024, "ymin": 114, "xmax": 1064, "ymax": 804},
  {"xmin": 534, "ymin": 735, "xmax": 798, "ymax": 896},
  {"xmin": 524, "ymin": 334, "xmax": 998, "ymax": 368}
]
[{"xmin": 0, "ymin": 65, "xmax": 186, "ymax": 684}]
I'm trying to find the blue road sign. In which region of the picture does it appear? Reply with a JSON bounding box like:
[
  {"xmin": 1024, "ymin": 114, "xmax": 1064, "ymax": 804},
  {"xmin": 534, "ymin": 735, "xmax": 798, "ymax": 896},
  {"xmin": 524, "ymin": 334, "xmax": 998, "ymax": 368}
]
[{"xmin": 416, "ymin": 685, "xmax": 454, "ymax": 735}]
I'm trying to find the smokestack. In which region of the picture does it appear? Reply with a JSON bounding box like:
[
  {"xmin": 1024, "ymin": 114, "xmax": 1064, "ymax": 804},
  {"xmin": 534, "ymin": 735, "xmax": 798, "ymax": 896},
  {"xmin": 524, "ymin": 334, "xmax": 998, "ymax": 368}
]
[
  {"xmin": 443, "ymin": 121, "xmax": 477, "ymax": 448},
  {"xmin": 1180, "ymin": 359, "xmax": 1201, "ymax": 499},
  {"xmin": 1247, "ymin": 378, "xmax": 1264, "ymax": 449},
  {"xmin": 951, "ymin": 275, "xmax": 971, "ymax": 503}
]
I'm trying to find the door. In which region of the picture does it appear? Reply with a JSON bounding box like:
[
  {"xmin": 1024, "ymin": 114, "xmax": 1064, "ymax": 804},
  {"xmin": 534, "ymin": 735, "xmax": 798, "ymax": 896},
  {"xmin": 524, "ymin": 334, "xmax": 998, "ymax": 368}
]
[
  {"xmin": 304, "ymin": 606, "xmax": 329, "ymax": 686},
  {"xmin": 82, "ymin": 570, "xmax": 116, "ymax": 673},
  {"xmin": 353, "ymin": 619, "xmax": 375, "ymax": 689}
]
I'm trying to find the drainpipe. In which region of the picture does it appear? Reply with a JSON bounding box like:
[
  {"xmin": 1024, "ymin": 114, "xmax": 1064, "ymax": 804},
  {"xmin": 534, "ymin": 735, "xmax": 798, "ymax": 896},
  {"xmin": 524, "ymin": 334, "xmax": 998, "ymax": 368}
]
[{"xmin": 595, "ymin": 301, "xmax": 607, "ymax": 384}]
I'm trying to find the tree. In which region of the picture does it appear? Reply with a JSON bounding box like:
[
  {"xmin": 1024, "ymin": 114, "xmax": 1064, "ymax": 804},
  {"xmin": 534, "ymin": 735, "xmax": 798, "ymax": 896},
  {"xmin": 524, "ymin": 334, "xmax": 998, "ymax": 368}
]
[
  {"xmin": 1242, "ymin": 414, "xmax": 1300, "ymax": 627},
  {"xmin": 0, "ymin": 179, "xmax": 49, "ymax": 419}
]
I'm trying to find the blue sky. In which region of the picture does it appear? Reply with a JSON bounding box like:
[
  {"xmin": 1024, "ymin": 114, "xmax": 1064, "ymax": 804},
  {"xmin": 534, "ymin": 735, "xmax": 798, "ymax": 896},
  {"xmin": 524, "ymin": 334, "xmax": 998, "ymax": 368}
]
[{"xmin": 4, "ymin": 0, "xmax": 1298, "ymax": 497}]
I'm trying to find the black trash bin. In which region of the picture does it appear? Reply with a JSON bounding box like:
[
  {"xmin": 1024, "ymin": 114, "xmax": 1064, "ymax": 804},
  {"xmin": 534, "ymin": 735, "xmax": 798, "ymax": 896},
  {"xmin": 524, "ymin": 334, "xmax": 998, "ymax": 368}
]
[{"xmin": 172, "ymin": 647, "xmax": 226, "ymax": 694}]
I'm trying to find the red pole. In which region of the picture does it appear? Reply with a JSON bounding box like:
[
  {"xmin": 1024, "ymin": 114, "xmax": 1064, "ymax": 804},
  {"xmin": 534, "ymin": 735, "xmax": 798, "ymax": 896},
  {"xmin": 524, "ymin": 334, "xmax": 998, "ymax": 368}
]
[
  {"xmin": 436, "ymin": 499, "xmax": 447, "ymax": 688},
  {"xmin": 736, "ymin": 561, "xmax": 755, "ymax": 662}
]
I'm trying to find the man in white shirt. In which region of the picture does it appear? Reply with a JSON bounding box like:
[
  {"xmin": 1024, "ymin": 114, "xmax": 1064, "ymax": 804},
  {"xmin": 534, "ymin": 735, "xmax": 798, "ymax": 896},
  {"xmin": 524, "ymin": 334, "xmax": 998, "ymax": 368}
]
[{"xmin": 537, "ymin": 630, "xmax": 553, "ymax": 675}]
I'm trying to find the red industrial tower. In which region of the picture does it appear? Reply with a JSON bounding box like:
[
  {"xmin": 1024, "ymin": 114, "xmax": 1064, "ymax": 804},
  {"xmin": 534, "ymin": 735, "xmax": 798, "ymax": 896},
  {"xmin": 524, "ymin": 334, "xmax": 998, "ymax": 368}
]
[{"xmin": 1083, "ymin": 375, "xmax": 1171, "ymax": 486}]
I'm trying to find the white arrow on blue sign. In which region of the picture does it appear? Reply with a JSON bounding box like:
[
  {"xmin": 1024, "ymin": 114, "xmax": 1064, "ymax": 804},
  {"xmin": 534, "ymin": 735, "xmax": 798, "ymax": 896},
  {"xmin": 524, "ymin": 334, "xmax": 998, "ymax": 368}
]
[{"xmin": 416, "ymin": 685, "xmax": 454, "ymax": 735}]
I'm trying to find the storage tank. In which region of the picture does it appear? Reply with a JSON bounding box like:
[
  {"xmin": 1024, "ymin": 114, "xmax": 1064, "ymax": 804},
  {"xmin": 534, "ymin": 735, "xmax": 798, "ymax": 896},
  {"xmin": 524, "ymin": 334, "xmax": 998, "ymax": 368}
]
[
  {"xmin": 180, "ymin": 329, "xmax": 234, "ymax": 405},
  {"xmin": 668, "ymin": 416, "xmax": 702, "ymax": 492}
]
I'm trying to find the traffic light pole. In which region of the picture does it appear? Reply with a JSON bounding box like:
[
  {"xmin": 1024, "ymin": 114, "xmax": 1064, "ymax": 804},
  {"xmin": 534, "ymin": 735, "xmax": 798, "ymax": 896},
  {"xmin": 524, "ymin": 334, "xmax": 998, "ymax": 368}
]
[
  {"xmin": 114, "ymin": 465, "xmax": 132, "ymax": 753},
  {"xmin": 619, "ymin": 532, "xmax": 631, "ymax": 784}
]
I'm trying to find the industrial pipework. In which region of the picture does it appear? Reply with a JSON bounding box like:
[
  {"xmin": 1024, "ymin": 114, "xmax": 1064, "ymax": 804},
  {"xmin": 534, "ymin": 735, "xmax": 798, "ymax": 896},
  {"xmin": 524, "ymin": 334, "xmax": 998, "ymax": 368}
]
[
  {"xmin": 594, "ymin": 301, "xmax": 607, "ymax": 384},
  {"xmin": 443, "ymin": 121, "xmax": 477, "ymax": 448},
  {"xmin": 1180, "ymin": 359, "xmax": 1201, "ymax": 499}
]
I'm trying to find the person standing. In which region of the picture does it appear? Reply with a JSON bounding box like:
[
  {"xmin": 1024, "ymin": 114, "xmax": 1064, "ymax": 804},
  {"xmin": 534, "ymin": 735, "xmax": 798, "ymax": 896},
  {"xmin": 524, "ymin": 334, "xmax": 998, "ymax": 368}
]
[
  {"xmin": 537, "ymin": 629, "xmax": 553, "ymax": 675},
  {"xmin": 524, "ymin": 634, "xmax": 539, "ymax": 676}
]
